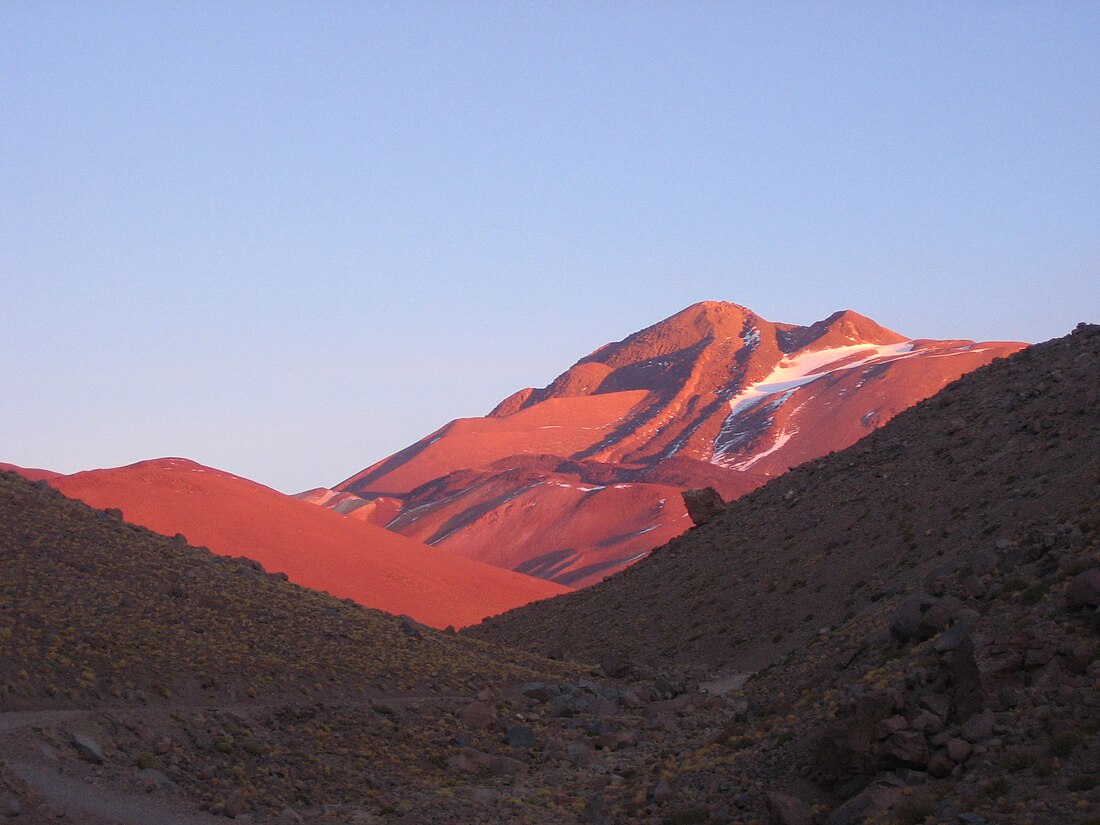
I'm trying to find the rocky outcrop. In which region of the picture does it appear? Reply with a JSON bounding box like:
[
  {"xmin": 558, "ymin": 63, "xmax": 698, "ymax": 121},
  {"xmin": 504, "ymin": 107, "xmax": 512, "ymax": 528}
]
[{"xmin": 682, "ymin": 486, "xmax": 726, "ymax": 527}]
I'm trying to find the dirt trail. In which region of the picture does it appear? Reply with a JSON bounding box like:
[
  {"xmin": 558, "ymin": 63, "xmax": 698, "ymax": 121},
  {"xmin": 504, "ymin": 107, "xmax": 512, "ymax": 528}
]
[
  {"xmin": 9, "ymin": 763, "xmax": 225, "ymax": 825},
  {"xmin": 0, "ymin": 707, "xmax": 256, "ymax": 824},
  {"xmin": 0, "ymin": 696, "xmax": 468, "ymax": 825},
  {"xmin": 0, "ymin": 709, "xmax": 88, "ymax": 733}
]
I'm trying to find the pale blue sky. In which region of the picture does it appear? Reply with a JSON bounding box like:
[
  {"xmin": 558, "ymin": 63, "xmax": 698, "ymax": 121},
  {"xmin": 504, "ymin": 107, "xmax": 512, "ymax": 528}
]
[{"xmin": 2, "ymin": 2, "xmax": 1097, "ymax": 492}]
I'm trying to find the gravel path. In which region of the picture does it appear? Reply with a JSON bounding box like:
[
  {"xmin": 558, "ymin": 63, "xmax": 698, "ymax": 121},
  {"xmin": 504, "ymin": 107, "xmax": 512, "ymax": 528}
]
[{"xmin": 9, "ymin": 762, "xmax": 225, "ymax": 825}]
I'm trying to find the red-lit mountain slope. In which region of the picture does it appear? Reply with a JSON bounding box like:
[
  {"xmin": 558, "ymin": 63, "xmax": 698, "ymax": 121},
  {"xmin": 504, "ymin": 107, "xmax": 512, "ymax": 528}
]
[
  {"xmin": 315, "ymin": 302, "xmax": 1026, "ymax": 587},
  {"xmin": 50, "ymin": 458, "xmax": 568, "ymax": 628}
]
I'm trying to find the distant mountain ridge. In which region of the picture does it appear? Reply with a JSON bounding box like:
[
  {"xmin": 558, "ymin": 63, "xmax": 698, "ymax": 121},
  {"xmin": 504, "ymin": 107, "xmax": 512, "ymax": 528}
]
[
  {"xmin": 312, "ymin": 302, "xmax": 1025, "ymax": 586},
  {"xmin": 34, "ymin": 457, "xmax": 569, "ymax": 628}
]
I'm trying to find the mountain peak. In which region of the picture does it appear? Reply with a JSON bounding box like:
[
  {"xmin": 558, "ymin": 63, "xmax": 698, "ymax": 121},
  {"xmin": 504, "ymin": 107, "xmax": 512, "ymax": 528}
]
[{"xmin": 333, "ymin": 301, "xmax": 1025, "ymax": 586}]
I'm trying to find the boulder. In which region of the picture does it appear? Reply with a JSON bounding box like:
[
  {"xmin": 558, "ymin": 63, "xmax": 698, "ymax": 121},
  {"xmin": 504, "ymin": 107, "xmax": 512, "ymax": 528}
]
[
  {"xmin": 765, "ymin": 790, "xmax": 814, "ymax": 825},
  {"xmin": 879, "ymin": 730, "xmax": 929, "ymax": 769},
  {"xmin": 890, "ymin": 593, "xmax": 960, "ymax": 642},
  {"xmin": 70, "ymin": 732, "xmax": 104, "ymax": 764},
  {"xmin": 946, "ymin": 737, "xmax": 972, "ymax": 763},
  {"xmin": 919, "ymin": 693, "xmax": 951, "ymax": 721},
  {"xmin": 652, "ymin": 777, "xmax": 676, "ymax": 805},
  {"xmin": 682, "ymin": 487, "xmax": 725, "ymax": 527},
  {"xmin": 959, "ymin": 709, "xmax": 995, "ymax": 744},
  {"xmin": 521, "ymin": 681, "xmax": 561, "ymax": 702},
  {"xmin": 504, "ymin": 726, "xmax": 535, "ymax": 749},
  {"xmin": 1066, "ymin": 569, "xmax": 1100, "ymax": 608},
  {"xmin": 460, "ymin": 702, "xmax": 497, "ymax": 729},
  {"xmin": 599, "ymin": 652, "xmax": 633, "ymax": 678},
  {"xmin": 951, "ymin": 635, "xmax": 984, "ymax": 721},
  {"xmin": 927, "ymin": 751, "xmax": 954, "ymax": 777},
  {"xmin": 826, "ymin": 780, "xmax": 904, "ymax": 825}
]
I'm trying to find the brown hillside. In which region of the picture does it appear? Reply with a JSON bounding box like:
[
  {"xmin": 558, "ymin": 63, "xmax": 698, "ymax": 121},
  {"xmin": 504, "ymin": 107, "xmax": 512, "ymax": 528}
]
[{"xmin": 0, "ymin": 468, "xmax": 790, "ymax": 824}]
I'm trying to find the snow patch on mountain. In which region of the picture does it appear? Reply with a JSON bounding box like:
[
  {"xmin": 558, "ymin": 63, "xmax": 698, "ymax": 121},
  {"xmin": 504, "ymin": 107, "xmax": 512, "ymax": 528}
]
[{"xmin": 711, "ymin": 342, "xmax": 918, "ymax": 465}]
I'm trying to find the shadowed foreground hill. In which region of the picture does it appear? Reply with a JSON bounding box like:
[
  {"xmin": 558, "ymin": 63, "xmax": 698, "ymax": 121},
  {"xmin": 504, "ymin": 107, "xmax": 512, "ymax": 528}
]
[
  {"xmin": 0, "ymin": 468, "xmax": 596, "ymax": 820},
  {"xmin": 465, "ymin": 324, "xmax": 1100, "ymax": 823},
  {"xmin": 470, "ymin": 324, "xmax": 1100, "ymax": 673},
  {"xmin": 0, "ymin": 468, "xmax": 795, "ymax": 824}
]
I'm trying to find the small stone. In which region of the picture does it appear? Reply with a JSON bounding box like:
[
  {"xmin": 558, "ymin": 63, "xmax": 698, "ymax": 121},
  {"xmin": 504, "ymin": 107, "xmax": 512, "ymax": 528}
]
[
  {"xmin": 928, "ymin": 751, "xmax": 954, "ymax": 778},
  {"xmin": 946, "ymin": 737, "xmax": 972, "ymax": 763},
  {"xmin": 504, "ymin": 726, "xmax": 535, "ymax": 749},
  {"xmin": 960, "ymin": 710, "xmax": 995, "ymax": 743},
  {"xmin": 70, "ymin": 732, "xmax": 104, "ymax": 764},
  {"xmin": 225, "ymin": 789, "xmax": 249, "ymax": 818},
  {"xmin": 521, "ymin": 682, "xmax": 560, "ymax": 702},
  {"xmin": 277, "ymin": 808, "xmax": 305, "ymax": 824},
  {"xmin": 652, "ymin": 778, "xmax": 675, "ymax": 805},
  {"xmin": 460, "ymin": 702, "xmax": 497, "ymax": 729},
  {"xmin": 920, "ymin": 693, "xmax": 951, "ymax": 721},
  {"xmin": 138, "ymin": 768, "xmax": 172, "ymax": 790},
  {"xmin": 879, "ymin": 730, "xmax": 929, "ymax": 768},
  {"xmin": 599, "ymin": 653, "xmax": 632, "ymax": 678},
  {"xmin": 912, "ymin": 711, "xmax": 943, "ymax": 734},
  {"xmin": 1066, "ymin": 569, "xmax": 1100, "ymax": 608},
  {"xmin": 877, "ymin": 715, "xmax": 909, "ymax": 737}
]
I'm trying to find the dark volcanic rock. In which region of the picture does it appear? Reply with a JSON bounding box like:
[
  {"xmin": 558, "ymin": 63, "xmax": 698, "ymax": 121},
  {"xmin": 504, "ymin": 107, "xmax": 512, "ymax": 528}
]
[
  {"xmin": 765, "ymin": 790, "xmax": 814, "ymax": 825},
  {"xmin": 1066, "ymin": 568, "xmax": 1100, "ymax": 608},
  {"xmin": 682, "ymin": 486, "xmax": 726, "ymax": 527}
]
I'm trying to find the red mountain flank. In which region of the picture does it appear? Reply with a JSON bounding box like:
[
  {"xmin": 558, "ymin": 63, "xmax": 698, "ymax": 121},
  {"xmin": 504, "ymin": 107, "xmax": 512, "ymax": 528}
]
[
  {"xmin": 50, "ymin": 458, "xmax": 568, "ymax": 629},
  {"xmin": 319, "ymin": 302, "xmax": 1025, "ymax": 587}
]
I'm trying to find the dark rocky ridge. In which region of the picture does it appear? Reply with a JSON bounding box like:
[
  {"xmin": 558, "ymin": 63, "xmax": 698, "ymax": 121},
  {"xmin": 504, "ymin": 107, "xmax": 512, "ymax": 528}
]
[
  {"xmin": 462, "ymin": 323, "xmax": 1100, "ymax": 822},
  {"xmin": 469, "ymin": 324, "xmax": 1100, "ymax": 676}
]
